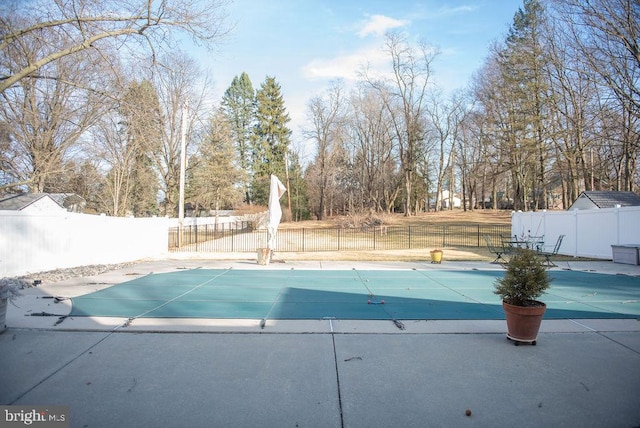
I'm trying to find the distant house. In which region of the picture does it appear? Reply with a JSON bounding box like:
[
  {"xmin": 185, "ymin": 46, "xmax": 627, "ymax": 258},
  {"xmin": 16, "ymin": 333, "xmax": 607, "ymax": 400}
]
[
  {"xmin": 568, "ymin": 191, "xmax": 640, "ymax": 210},
  {"xmin": 437, "ymin": 190, "xmax": 462, "ymax": 209},
  {"xmin": 0, "ymin": 193, "xmax": 85, "ymax": 213}
]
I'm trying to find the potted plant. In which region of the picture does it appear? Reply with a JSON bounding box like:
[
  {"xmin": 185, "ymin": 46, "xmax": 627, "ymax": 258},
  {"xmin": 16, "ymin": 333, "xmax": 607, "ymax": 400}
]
[
  {"xmin": 493, "ymin": 248, "xmax": 551, "ymax": 346},
  {"xmin": 430, "ymin": 249, "xmax": 443, "ymax": 264},
  {"xmin": 0, "ymin": 277, "xmax": 26, "ymax": 333}
]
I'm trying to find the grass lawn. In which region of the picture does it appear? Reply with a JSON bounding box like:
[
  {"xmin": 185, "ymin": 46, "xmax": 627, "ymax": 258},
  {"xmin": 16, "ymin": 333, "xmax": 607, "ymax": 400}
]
[
  {"xmin": 279, "ymin": 209, "xmax": 513, "ymax": 229},
  {"xmin": 275, "ymin": 209, "xmax": 512, "ymax": 262}
]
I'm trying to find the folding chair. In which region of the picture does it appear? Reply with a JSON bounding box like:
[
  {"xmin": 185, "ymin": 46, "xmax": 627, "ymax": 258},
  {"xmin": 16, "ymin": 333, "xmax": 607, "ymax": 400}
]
[
  {"xmin": 538, "ymin": 235, "xmax": 565, "ymax": 267},
  {"xmin": 484, "ymin": 235, "xmax": 508, "ymax": 264},
  {"xmin": 528, "ymin": 235, "xmax": 545, "ymax": 252}
]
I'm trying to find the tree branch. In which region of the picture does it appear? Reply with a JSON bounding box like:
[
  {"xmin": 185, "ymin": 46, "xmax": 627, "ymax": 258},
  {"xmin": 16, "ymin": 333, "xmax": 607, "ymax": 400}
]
[{"xmin": 0, "ymin": 28, "xmax": 140, "ymax": 93}]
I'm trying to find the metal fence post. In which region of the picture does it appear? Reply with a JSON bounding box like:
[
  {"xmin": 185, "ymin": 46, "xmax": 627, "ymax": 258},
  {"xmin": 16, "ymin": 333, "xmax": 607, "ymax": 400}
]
[
  {"xmin": 442, "ymin": 225, "xmax": 446, "ymax": 248},
  {"xmin": 373, "ymin": 227, "xmax": 376, "ymax": 250}
]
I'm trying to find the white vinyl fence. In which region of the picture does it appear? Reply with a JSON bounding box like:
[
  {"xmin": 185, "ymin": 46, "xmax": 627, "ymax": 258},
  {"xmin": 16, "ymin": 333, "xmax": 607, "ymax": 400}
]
[
  {"xmin": 511, "ymin": 206, "xmax": 640, "ymax": 259},
  {"xmin": 0, "ymin": 211, "xmax": 169, "ymax": 277},
  {"xmin": 2, "ymin": 207, "xmax": 638, "ymax": 277}
]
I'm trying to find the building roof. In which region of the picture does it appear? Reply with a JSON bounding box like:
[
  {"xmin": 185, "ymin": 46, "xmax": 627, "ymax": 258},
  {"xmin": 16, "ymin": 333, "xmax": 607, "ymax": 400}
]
[
  {"xmin": 0, "ymin": 193, "xmax": 64, "ymax": 210},
  {"xmin": 49, "ymin": 193, "xmax": 86, "ymax": 210},
  {"xmin": 573, "ymin": 191, "xmax": 640, "ymax": 209}
]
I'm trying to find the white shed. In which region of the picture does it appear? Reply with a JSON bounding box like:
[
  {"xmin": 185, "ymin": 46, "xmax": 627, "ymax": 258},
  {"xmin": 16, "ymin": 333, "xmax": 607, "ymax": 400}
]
[
  {"xmin": 568, "ymin": 191, "xmax": 640, "ymax": 210},
  {"xmin": 0, "ymin": 193, "xmax": 67, "ymax": 213}
]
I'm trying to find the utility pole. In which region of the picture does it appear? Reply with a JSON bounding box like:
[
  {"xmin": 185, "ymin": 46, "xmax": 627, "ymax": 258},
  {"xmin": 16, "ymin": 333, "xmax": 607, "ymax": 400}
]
[
  {"xmin": 285, "ymin": 151, "xmax": 292, "ymax": 213},
  {"xmin": 178, "ymin": 100, "xmax": 188, "ymax": 248}
]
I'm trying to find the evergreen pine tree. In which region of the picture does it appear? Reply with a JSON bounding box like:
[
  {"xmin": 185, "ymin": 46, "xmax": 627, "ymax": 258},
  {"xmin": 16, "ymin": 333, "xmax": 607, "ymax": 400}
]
[
  {"xmin": 286, "ymin": 150, "xmax": 311, "ymax": 221},
  {"xmin": 221, "ymin": 72, "xmax": 255, "ymax": 204},
  {"xmin": 187, "ymin": 109, "xmax": 244, "ymax": 214},
  {"xmin": 252, "ymin": 76, "xmax": 292, "ymax": 205}
]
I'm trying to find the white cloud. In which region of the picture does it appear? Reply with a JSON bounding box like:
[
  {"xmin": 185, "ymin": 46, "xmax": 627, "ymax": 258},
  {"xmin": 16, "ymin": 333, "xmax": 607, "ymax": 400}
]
[
  {"xmin": 301, "ymin": 45, "xmax": 390, "ymax": 82},
  {"xmin": 357, "ymin": 14, "xmax": 407, "ymax": 38},
  {"xmin": 435, "ymin": 5, "xmax": 476, "ymax": 16}
]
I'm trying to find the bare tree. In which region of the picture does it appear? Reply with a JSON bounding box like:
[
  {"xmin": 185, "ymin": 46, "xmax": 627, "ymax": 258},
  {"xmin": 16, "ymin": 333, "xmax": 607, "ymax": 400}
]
[
  {"xmin": 347, "ymin": 85, "xmax": 400, "ymax": 214},
  {"xmin": 553, "ymin": 0, "xmax": 639, "ymax": 192},
  {"xmin": 90, "ymin": 76, "xmax": 162, "ymax": 216},
  {"xmin": 151, "ymin": 52, "xmax": 209, "ymax": 216},
  {"xmin": 0, "ymin": 0, "xmax": 229, "ymax": 197},
  {"xmin": 93, "ymin": 112, "xmax": 137, "ymax": 216},
  {"xmin": 457, "ymin": 109, "xmax": 487, "ymax": 210},
  {"xmin": 543, "ymin": 13, "xmax": 600, "ymax": 205},
  {"xmin": 303, "ymin": 82, "xmax": 347, "ymax": 220},
  {"xmin": 0, "ymin": 48, "xmax": 111, "ymax": 192},
  {"xmin": 554, "ymin": 0, "xmax": 640, "ymax": 111},
  {"xmin": 424, "ymin": 89, "xmax": 466, "ymax": 211},
  {"xmin": 121, "ymin": 79, "xmax": 163, "ymax": 216},
  {"xmin": 0, "ymin": 0, "xmax": 231, "ymax": 93},
  {"xmin": 364, "ymin": 31, "xmax": 438, "ymax": 216},
  {"xmin": 471, "ymin": 51, "xmax": 518, "ymax": 210}
]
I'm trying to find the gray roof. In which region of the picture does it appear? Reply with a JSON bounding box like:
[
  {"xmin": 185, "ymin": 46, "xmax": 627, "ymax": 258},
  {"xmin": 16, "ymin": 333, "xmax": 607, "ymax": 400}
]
[
  {"xmin": 577, "ymin": 191, "xmax": 640, "ymax": 208},
  {"xmin": 0, "ymin": 193, "xmax": 64, "ymax": 210},
  {"xmin": 49, "ymin": 193, "xmax": 86, "ymax": 209}
]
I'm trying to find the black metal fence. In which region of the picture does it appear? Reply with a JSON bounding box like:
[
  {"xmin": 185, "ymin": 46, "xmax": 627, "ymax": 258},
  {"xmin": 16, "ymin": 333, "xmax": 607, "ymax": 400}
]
[
  {"xmin": 168, "ymin": 221, "xmax": 253, "ymax": 251},
  {"xmin": 168, "ymin": 223, "xmax": 511, "ymax": 252}
]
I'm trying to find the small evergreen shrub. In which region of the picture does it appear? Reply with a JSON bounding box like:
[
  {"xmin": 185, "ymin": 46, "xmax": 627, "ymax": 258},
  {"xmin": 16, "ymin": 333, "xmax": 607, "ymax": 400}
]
[{"xmin": 494, "ymin": 248, "xmax": 550, "ymax": 306}]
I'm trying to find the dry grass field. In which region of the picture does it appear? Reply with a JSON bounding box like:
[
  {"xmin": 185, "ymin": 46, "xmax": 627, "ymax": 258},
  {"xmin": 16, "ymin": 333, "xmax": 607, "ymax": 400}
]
[
  {"xmin": 279, "ymin": 209, "xmax": 512, "ymax": 229},
  {"xmin": 275, "ymin": 209, "xmax": 512, "ymax": 262}
]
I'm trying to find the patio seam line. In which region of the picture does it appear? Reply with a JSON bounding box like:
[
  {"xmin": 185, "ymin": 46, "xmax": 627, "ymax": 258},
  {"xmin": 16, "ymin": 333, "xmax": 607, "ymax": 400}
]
[
  {"xmin": 569, "ymin": 319, "xmax": 598, "ymax": 331},
  {"xmin": 594, "ymin": 331, "xmax": 640, "ymax": 356},
  {"xmin": 328, "ymin": 319, "xmax": 345, "ymax": 428}
]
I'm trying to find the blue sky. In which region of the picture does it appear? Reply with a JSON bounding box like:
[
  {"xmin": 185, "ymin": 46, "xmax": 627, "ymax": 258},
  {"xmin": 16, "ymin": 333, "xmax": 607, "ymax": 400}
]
[{"xmin": 195, "ymin": 0, "xmax": 524, "ymax": 160}]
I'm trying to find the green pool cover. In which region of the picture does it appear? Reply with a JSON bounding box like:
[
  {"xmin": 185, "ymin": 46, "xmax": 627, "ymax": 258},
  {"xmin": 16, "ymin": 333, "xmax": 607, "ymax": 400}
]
[{"xmin": 69, "ymin": 268, "xmax": 640, "ymax": 321}]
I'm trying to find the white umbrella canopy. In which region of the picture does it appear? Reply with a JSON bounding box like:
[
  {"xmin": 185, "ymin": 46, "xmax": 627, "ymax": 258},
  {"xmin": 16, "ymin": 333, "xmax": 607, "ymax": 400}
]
[{"xmin": 267, "ymin": 174, "xmax": 287, "ymax": 250}]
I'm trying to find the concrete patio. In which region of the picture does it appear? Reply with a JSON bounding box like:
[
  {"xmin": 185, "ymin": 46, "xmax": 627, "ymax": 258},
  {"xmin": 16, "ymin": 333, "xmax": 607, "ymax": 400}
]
[{"xmin": 1, "ymin": 259, "xmax": 639, "ymax": 427}]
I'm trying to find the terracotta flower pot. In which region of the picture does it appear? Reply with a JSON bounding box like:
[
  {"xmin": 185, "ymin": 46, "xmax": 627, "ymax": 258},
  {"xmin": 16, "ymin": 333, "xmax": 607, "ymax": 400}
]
[{"xmin": 502, "ymin": 300, "xmax": 546, "ymax": 345}]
